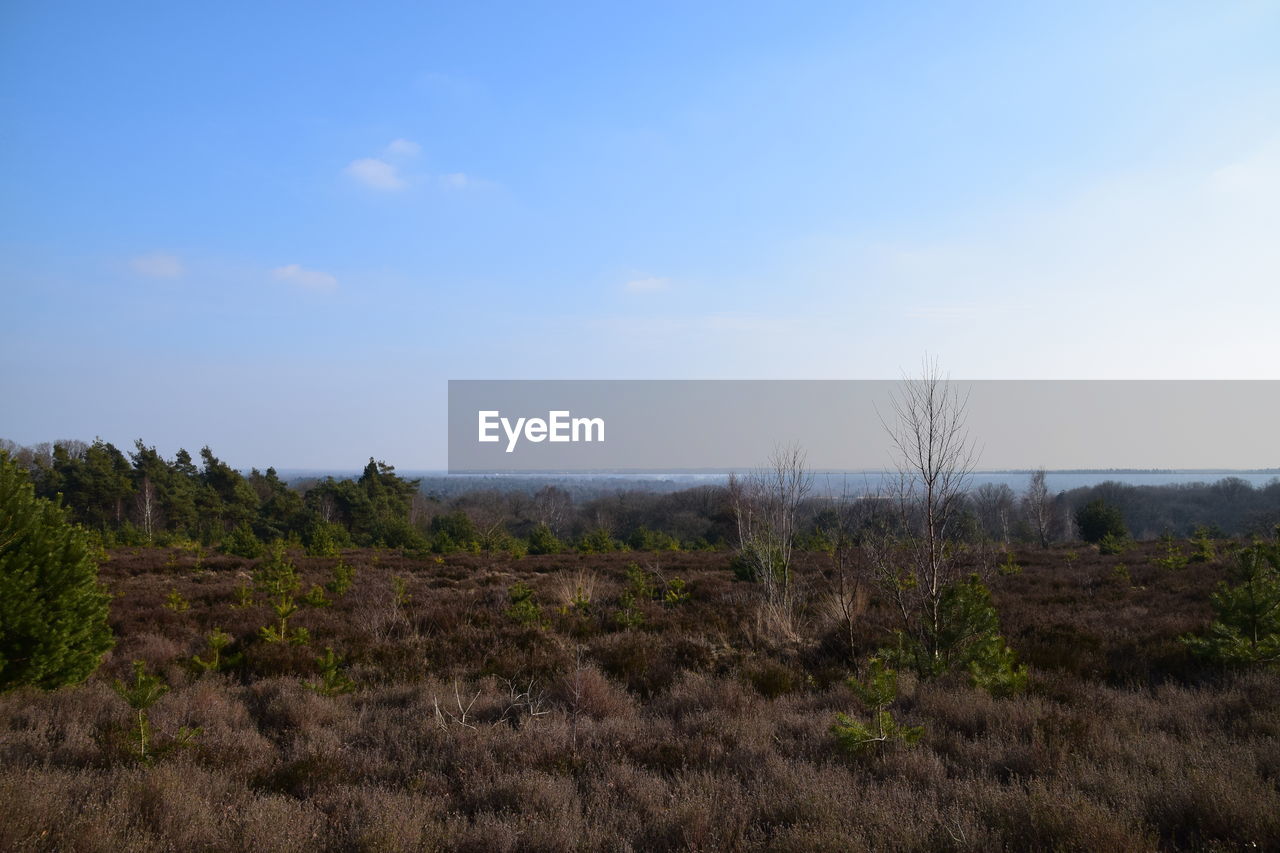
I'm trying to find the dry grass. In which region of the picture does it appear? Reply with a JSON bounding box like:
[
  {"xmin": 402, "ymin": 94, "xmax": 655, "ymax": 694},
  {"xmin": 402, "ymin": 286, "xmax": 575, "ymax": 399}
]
[{"xmin": 1, "ymin": 542, "xmax": 1277, "ymax": 851}]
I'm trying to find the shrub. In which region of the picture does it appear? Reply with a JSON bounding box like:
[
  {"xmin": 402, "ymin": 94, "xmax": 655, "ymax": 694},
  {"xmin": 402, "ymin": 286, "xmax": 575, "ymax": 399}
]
[
  {"xmin": 0, "ymin": 453, "xmax": 113, "ymax": 691},
  {"xmin": 831, "ymin": 658, "xmax": 923, "ymax": 755},
  {"xmin": 1182, "ymin": 542, "xmax": 1280, "ymax": 667},
  {"xmin": 624, "ymin": 563, "xmax": 656, "ymax": 601},
  {"xmin": 884, "ymin": 575, "xmax": 1027, "ymax": 696},
  {"xmin": 254, "ymin": 543, "xmax": 307, "ymax": 645},
  {"xmin": 305, "ymin": 522, "xmax": 348, "ymax": 557},
  {"xmin": 628, "ymin": 527, "xmax": 681, "ymax": 551},
  {"xmin": 325, "ymin": 559, "xmax": 355, "ymax": 598},
  {"xmin": 1152, "ymin": 537, "xmax": 1188, "ymax": 570},
  {"xmin": 191, "ymin": 627, "xmax": 238, "ymax": 673},
  {"xmin": 507, "ymin": 582, "xmax": 544, "ymax": 628},
  {"xmin": 556, "ymin": 568, "xmax": 597, "ymax": 615},
  {"xmin": 222, "ymin": 523, "xmax": 264, "ymax": 558},
  {"xmin": 613, "ymin": 563, "xmax": 656, "ymax": 628},
  {"xmin": 1189, "ymin": 526, "xmax": 1217, "ymax": 563},
  {"xmin": 526, "ymin": 523, "xmax": 563, "ymax": 555},
  {"xmin": 1099, "ymin": 533, "xmax": 1130, "ymax": 556},
  {"xmin": 663, "ymin": 577, "xmax": 690, "ymax": 606},
  {"xmin": 306, "ymin": 647, "xmax": 356, "ymax": 696},
  {"xmin": 301, "ymin": 584, "xmax": 331, "ymax": 608},
  {"xmin": 111, "ymin": 660, "xmax": 201, "ymax": 763},
  {"xmin": 164, "ymin": 588, "xmax": 190, "ymax": 612},
  {"xmin": 1075, "ymin": 500, "xmax": 1127, "ymax": 544},
  {"xmin": 430, "ymin": 511, "xmax": 480, "ymax": 553},
  {"xmin": 577, "ymin": 528, "xmax": 620, "ymax": 554}
]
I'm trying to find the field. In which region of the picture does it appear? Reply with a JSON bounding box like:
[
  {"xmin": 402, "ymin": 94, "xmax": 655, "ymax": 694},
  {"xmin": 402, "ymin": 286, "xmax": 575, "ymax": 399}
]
[{"xmin": 2, "ymin": 542, "xmax": 1278, "ymax": 851}]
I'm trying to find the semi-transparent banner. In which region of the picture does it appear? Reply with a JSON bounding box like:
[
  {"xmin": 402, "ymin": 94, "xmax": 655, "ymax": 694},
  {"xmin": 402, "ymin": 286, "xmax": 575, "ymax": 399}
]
[{"xmin": 447, "ymin": 380, "xmax": 1280, "ymax": 473}]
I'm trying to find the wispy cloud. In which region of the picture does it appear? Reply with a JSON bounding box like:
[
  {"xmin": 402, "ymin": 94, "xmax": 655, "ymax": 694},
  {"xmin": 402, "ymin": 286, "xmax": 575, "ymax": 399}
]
[
  {"xmin": 344, "ymin": 157, "xmax": 406, "ymax": 191},
  {"xmin": 438, "ymin": 172, "xmax": 472, "ymax": 190},
  {"xmin": 130, "ymin": 252, "xmax": 184, "ymax": 279},
  {"xmin": 623, "ymin": 276, "xmax": 671, "ymax": 293},
  {"xmin": 385, "ymin": 138, "xmax": 421, "ymax": 157},
  {"xmin": 273, "ymin": 264, "xmax": 338, "ymax": 292},
  {"xmin": 344, "ymin": 139, "xmax": 491, "ymax": 193}
]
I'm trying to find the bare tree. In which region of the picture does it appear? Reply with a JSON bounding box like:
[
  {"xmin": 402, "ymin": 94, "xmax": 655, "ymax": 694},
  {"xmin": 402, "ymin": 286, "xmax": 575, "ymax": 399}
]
[
  {"xmin": 973, "ymin": 482, "xmax": 1015, "ymax": 543},
  {"xmin": 533, "ymin": 485, "xmax": 572, "ymax": 535},
  {"xmin": 729, "ymin": 443, "xmax": 812, "ymax": 611},
  {"xmin": 869, "ymin": 357, "xmax": 980, "ymax": 669},
  {"xmin": 814, "ymin": 482, "xmax": 878, "ymax": 662},
  {"xmin": 1022, "ymin": 468, "xmax": 1056, "ymax": 549}
]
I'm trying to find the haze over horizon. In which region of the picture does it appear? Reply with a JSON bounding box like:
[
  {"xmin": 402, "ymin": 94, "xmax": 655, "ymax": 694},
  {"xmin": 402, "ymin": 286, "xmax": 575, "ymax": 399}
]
[{"xmin": 3, "ymin": 2, "xmax": 1279, "ymax": 468}]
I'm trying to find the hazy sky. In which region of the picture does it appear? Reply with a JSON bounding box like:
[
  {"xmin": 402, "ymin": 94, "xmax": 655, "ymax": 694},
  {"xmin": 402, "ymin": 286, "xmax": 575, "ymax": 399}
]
[{"xmin": 2, "ymin": 2, "xmax": 1278, "ymax": 468}]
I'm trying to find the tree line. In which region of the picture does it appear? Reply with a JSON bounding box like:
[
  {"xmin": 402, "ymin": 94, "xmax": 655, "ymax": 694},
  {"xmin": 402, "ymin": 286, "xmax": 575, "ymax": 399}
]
[{"xmin": 2, "ymin": 437, "xmax": 1277, "ymax": 557}]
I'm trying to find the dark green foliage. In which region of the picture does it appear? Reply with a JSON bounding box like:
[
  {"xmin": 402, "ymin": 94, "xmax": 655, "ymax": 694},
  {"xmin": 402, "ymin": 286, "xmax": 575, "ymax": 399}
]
[
  {"xmin": 221, "ymin": 522, "xmax": 263, "ymax": 558},
  {"xmin": 301, "ymin": 584, "xmax": 331, "ymax": 608},
  {"xmin": 506, "ymin": 581, "xmax": 544, "ymax": 627},
  {"xmin": 306, "ymin": 646, "xmax": 355, "ymax": 696},
  {"xmin": 624, "ymin": 563, "xmax": 656, "ymax": 600},
  {"xmin": 885, "ymin": 575, "xmax": 1027, "ymax": 696},
  {"xmin": 729, "ymin": 541, "xmax": 785, "ymax": 585},
  {"xmin": 305, "ymin": 521, "xmax": 348, "ymax": 557},
  {"xmin": 525, "ymin": 523, "xmax": 563, "ymax": 555},
  {"xmin": 1099, "ymin": 532, "xmax": 1130, "ymax": 555},
  {"xmin": 254, "ymin": 543, "xmax": 306, "ymax": 644},
  {"xmin": 1152, "ymin": 536, "xmax": 1189, "ymax": 570},
  {"xmin": 1075, "ymin": 499, "xmax": 1128, "ymax": 544},
  {"xmin": 196, "ymin": 447, "xmax": 260, "ymax": 542},
  {"xmin": 325, "ymin": 558, "xmax": 355, "ymax": 598},
  {"xmin": 111, "ymin": 660, "xmax": 200, "ymax": 762},
  {"xmin": 191, "ymin": 627, "xmax": 238, "ymax": 673},
  {"xmin": 831, "ymin": 658, "xmax": 923, "ymax": 755},
  {"xmin": 1190, "ymin": 526, "xmax": 1218, "ymax": 563},
  {"xmin": 247, "ymin": 467, "xmax": 306, "ymax": 541},
  {"xmin": 614, "ymin": 563, "xmax": 657, "ymax": 627},
  {"xmin": 577, "ymin": 527, "xmax": 621, "ymax": 554},
  {"xmin": 430, "ymin": 511, "xmax": 480, "ymax": 553},
  {"xmin": 627, "ymin": 526, "xmax": 681, "ymax": 551},
  {"xmin": 0, "ymin": 453, "xmax": 113, "ymax": 691},
  {"xmin": 1183, "ymin": 542, "xmax": 1280, "ymax": 666},
  {"xmin": 50, "ymin": 439, "xmax": 134, "ymax": 531}
]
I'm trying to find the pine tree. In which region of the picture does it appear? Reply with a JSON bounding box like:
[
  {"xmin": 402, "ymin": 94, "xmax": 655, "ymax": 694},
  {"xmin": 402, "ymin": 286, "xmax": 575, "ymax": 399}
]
[
  {"xmin": 1183, "ymin": 542, "xmax": 1280, "ymax": 667},
  {"xmin": 0, "ymin": 452, "xmax": 114, "ymax": 690}
]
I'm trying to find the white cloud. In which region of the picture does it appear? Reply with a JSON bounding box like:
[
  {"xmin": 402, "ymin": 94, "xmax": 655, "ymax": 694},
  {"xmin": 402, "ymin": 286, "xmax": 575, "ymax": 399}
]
[
  {"xmin": 344, "ymin": 157, "xmax": 406, "ymax": 191},
  {"xmin": 130, "ymin": 252, "xmax": 184, "ymax": 278},
  {"xmin": 623, "ymin": 276, "xmax": 671, "ymax": 293},
  {"xmin": 273, "ymin": 264, "xmax": 338, "ymax": 292},
  {"xmin": 385, "ymin": 138, "xmax": 421, "ymax": 157}
]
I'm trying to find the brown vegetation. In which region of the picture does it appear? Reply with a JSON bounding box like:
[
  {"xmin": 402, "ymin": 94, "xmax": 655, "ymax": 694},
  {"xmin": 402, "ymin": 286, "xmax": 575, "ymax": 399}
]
[{"xmin": 2, "ymin": 541, "xmax": 1277, "ymax": 851}]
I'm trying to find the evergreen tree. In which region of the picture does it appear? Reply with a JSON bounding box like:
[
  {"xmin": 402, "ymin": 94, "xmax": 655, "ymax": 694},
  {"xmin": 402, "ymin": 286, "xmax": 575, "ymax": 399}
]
[
  {"xmin": 196, "ymin": 447, "xmax": 258, "ymax": 541},
  {"xmin": 1075, "ymin": 499, "xmax": 1128, "ymax": 544},
  {"xmin": 1183, "ymin": 542, "xmax": 1280, "ymax": 666},
  {"xmin": 0, "ymin": 452, "xmax": 114, "ymax": 691}
]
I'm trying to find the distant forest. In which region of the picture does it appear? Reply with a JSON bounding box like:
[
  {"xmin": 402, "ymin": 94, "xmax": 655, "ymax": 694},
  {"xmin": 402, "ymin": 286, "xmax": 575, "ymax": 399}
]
[{"xmin": 3, "ymin": 438, "xmax": 1278, "ymax": 554}]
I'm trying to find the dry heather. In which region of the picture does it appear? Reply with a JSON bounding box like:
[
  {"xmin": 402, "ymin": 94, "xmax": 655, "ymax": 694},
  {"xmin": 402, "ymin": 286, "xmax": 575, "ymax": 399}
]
[{"xmin": 1, "ymin": 543, "xmax": 1277, "ymax": 851}]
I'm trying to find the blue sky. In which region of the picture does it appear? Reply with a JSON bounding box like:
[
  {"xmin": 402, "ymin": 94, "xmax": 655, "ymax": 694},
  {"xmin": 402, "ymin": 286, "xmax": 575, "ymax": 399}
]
[{"xmin": 2, "ymin": 1, "xmax": 1278, "ymax": 468}]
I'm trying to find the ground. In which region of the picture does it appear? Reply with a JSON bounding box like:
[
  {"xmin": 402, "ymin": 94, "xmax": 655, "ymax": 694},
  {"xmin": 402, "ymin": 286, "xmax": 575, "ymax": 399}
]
[{"xmin": 1, "ymin": 542, "xmax": 1277, "ymax": 851}]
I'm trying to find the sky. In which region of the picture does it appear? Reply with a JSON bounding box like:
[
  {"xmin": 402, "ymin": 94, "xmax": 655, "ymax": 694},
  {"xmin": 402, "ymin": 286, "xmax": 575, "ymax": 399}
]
[{"xmin": 2, "ymin": 1, "xmax": 1278, "ymax": 469}]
